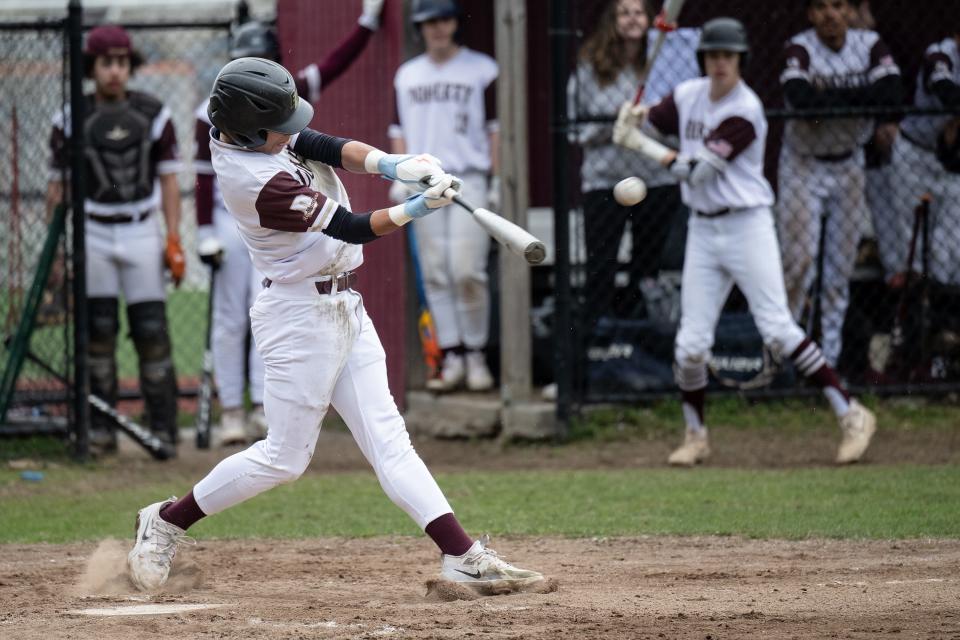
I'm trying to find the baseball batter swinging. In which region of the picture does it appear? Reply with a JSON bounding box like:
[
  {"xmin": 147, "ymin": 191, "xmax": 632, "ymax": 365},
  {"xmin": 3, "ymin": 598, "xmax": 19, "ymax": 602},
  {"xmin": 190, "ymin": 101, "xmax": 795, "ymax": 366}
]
[
  {"xmin": 127, "ymin": 58, "xmax": 544, "ymax": 593},
  {"xmin": 613, "ymin": 18, "xmax": 876, "ymax": 466}
]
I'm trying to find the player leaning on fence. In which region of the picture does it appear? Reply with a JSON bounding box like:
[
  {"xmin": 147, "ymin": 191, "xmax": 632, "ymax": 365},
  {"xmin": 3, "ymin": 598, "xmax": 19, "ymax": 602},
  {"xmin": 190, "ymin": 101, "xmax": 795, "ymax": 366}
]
[
  {"xmin": 127, "ymin": 58, "xmax": 545, "ymax": 594},
  {"xmin": 613, "ymin": 18, "xmax": 876, "ymax": 466},
  {"xmin": 47, "ymin": 25, "xmax": 184, "ymax": 453}
]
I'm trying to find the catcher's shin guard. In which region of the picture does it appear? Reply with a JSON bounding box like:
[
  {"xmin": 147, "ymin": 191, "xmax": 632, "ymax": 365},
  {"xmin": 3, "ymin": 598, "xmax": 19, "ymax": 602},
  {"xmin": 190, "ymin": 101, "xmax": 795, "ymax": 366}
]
[
  {"xmin": 128, "ymin": 301, "xmax": 179, "ymax": 444},
  {"xmin": 88, "ymin": 298, "xmax": 120, "ymax": 443}
]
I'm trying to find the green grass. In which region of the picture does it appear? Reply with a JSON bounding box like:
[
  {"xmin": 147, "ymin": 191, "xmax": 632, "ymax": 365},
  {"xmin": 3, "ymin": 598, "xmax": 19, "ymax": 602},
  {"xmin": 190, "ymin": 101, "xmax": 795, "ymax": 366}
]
[{"xmin": 2, "ymin": 465, "xmax": 958, "ymax": 544}]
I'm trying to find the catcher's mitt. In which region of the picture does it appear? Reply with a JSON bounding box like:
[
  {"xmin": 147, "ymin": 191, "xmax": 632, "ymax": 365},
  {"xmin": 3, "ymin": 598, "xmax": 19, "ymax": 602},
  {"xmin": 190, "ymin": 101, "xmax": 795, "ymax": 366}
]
[{"xmin": 936, "ymin": 117, "xmax": 960, "ymax": 174}]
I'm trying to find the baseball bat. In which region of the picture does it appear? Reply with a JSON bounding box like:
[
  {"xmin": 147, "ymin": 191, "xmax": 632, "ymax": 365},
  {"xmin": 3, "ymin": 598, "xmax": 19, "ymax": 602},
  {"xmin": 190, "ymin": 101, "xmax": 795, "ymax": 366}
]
[
  {"xmin": 195, "ymin": 262, "xmax": 217, "ymax": 449},
  {"xmin": 632, "ymin": 0, "xmax": 687, "ymax": 105},
  {"xmin": 406, "ymin": 226, "xmax": 443, "ymax": 376},
  {"xmin": 889, "ymin": 194, "xmax": 931, "ymax": 379},
  {"xmin": 448, "ymin": 191, "xmax": 546, "ymax": 265}
]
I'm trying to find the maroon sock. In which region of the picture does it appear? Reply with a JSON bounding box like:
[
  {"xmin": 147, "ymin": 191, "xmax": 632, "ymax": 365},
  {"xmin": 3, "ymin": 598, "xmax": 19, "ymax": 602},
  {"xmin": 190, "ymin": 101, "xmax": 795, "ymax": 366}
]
[
  {"xmin": 159, "ymin": 490, "xmax": 206, "ymax": 531},
  {"xmin": 680, "ymin": 387, "xmax": 706, "ymax": 425},
  {"xmin": 790, "ymin": 339, "xmax": 849, "ymax": 400},
  {"xmin": 425, "ymin": 513, "xmax": 474, "ymax": 556}
]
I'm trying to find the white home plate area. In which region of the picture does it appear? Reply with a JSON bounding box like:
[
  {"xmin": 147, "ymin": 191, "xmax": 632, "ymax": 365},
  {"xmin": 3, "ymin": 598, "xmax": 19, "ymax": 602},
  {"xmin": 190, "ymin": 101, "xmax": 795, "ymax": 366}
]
[{"xmin": 68, "ymin": 603, "xmax": 225, "ymax": 616}]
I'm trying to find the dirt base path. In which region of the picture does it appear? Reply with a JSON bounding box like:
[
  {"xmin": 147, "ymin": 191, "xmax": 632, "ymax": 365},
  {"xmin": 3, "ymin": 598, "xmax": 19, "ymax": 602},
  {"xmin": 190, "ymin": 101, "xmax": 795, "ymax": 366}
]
[{"xmin": 2, "ymin": 536, "xmax": 958, "ymax": 639}]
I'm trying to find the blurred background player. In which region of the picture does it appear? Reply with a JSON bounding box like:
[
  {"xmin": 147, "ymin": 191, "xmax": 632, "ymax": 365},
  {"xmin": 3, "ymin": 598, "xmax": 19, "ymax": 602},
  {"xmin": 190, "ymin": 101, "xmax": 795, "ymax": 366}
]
[
  {"xmin": 194, "ymin": 0, "xmax": 385, "ymax": 444},
  {"xmin": 129, "ymin": 57, "xmax": 544, "ymax": 593},
  {"xmin": 566, "ymin": 0, "xmax": 698, "ymax": 325},
  {"xmin": 777, "ymin": 0, "xmax": 902, "ymax": 369},
  {"xmin": 613, "ymin": 17, "xmax": 877, "ymax": 465},
  {"xmin": 389, "ymin": 0, "xmax": 499, "ymax": 392},
  {"xmin": 47, "ymin": 25, "xmax": 184, "ymax": 453}
]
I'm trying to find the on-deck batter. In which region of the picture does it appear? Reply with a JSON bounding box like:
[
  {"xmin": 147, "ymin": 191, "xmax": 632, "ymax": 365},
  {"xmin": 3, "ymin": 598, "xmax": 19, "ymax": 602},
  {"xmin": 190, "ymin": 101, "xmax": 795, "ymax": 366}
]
[
  {"xmin": 127, "ymin": 58, "xmax": 544, "ymax": 594},
  {"xmin": 613, "ymin": 17, "xmax": 877, "ymax": 466}
]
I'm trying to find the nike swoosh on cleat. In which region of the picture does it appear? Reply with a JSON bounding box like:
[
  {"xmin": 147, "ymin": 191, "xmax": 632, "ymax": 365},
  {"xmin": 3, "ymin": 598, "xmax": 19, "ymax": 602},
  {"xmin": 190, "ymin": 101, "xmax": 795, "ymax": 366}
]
[{"xmin": 455, "ymin": 569, "xmax": 483, "ymax": 580}]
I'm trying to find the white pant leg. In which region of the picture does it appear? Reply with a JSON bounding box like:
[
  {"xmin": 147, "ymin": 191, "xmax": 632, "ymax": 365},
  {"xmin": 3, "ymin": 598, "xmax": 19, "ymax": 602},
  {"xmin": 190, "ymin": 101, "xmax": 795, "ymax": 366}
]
[
  {"xmin": 722, "ymin": 208, "xmax": 806, "ymax": 357},
  {"xmin": 85, "ymin": 221, "xmax": 121, "ymax": 298},
  {"xmin": 211, "ymin": 214, "xmax": 257, "ymax": 408},
  {"xmin": 777, "ymin": 150, "xmax": 824, "ymax": 319},
  {"xmin": 412, "ymin": 172, "xmax": 491, "ymax": 349},
  {"xmin": 674, "ymin": 214, "xmax": 735, "ymax": 369},
  {"xmin": 115, "ymin": 216, "xmax": 166, "ymax": 304},
  {"xmin": 194, "ymin": 286, "xmax": 361, "ymax": 515},
  {"xmin": 247, "ymin": 265, "xmax": 266, "ymax": 404},
  {"xmin": 819, "ymin": 160, "xmax": 867, "ymax": 366},
  {"xmin": 330, "ymin": 304, "xmax": 452, "ymax": 529}
]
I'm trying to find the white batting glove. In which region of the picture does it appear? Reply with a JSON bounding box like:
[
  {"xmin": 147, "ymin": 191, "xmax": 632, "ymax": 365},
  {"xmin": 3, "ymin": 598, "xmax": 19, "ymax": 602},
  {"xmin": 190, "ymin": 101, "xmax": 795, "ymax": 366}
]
[
  {"xmin": 197, "ymin": 235, "xmax": 224, "ymax": 269},
  {"xmin": 612, "ymin": 101, "xmax": 649, "ymax": 147},
  {"xmin": 376, "ymin": 153, "xmax": 444, "ymax": 188},
  {"xmin": 358, "ymin": 0, "xmax": 384, "ymax": 30},
  {"xmin": 486, "ymin": 175, "xmax": 501, "ymax": 210},
  {"xmin": 388, "ymin": 179, "xmax": 411, "ymax": 204}
]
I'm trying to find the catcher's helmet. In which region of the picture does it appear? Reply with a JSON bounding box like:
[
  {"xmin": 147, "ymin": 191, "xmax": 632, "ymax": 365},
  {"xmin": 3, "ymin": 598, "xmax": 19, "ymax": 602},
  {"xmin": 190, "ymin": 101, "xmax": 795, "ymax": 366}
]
[
  {"xmin": 207, "ymin": 57, "xmax": 313, "ymax": 149},
  {"xmin": 229, "ymin": 21, "xmax": 280, "ymax": 61},
  {"xmin": 696, "ymin": 17, "xmax": 750, "ymax": 72},
  {"xmin": 410, "ymin": 0, "xmax": 459, "ymax": 24}
]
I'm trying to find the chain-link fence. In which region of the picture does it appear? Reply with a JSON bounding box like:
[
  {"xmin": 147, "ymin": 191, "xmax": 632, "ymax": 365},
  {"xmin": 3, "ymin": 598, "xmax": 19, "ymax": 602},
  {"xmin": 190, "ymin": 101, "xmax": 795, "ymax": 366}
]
[
  {"xmin": 0, "ymin": 10, "xmax": 232, "ymax": 458},
  {"xmin": 555, "ymin": 0, "xmax": 960, "ymax": 404}
]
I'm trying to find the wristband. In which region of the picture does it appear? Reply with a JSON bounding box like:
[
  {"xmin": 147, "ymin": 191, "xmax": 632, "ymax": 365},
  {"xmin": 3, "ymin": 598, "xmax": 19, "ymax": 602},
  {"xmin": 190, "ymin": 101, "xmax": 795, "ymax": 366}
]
[
  {"xmin": 364, "ymin": 149, "xmax": 387, "ymax": 174},
  {"xmin": 387, "ymin": 203, "xmax": 413, "ymax": 226}
]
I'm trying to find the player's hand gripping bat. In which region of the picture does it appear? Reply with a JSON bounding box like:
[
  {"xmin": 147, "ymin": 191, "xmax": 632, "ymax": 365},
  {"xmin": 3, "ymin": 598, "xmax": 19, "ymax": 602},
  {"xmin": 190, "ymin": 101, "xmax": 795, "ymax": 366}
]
[{"xmin": 632, "ymin": 0, "xmax": 687, "ymax": 105}]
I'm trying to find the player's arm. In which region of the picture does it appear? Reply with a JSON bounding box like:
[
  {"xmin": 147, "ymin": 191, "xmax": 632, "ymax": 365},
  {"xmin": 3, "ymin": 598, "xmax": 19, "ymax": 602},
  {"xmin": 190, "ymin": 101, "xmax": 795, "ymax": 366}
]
[
  {"xmin": 294, "ymin": 0, "xmax": 383, "ymax": 102},
  {"xmin": 782, "ymin": 41, "xmax": 902, "ymax": 109},
  {"xmin": 155, "ymin": 114, "xmax": 185, "ymax": 286},
  {"xmin": 193, "ymin": 116, "xmax": 218, "ymax": 249}
]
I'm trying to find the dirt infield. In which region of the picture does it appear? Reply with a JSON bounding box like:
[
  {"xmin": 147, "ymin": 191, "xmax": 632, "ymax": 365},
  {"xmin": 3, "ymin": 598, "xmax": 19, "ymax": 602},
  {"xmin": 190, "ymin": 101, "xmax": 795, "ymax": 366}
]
[{"xmin": 1, "ymin": 535, "xmax": 958, "ymax": 639}]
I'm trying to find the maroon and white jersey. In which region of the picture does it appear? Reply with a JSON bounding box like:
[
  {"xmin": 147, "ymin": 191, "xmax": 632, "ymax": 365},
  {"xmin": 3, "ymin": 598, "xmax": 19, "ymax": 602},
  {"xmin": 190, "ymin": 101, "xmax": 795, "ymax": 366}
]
[
  {"xmin": 209, "ymin": 131, "xmax": 361, "ymax": 283},
  {"xmin": 901, "ymin": 37, "xmax": 960, "ymax": 150},
  {"xmin": 781, "ymin": 28, "xmax": 900, "ymax": 155},
  {"xmin": 648, "ymin": 77, "xmax": 774, "ymax": 214}
]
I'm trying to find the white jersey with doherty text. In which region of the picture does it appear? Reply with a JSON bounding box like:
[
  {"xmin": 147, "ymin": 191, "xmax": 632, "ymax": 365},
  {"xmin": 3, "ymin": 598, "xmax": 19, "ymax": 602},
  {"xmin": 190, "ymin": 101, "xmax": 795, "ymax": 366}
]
[
  {"xmin": 649, "ymin": 77, "xmax": 774, "ymax": 214},
  {"xmin": 209, "ymin": 131, "xmax": 362, "ymax": 283},
  {"xmin": 390, "ymin": 47, "xmax": 498, "ymax": 174},
  {"xmin": 901, "ymin": 37, "xmax": 960, "ymax": 151},
  {"xmin": 781, "ymin": 28, "xmax": 900, "ymax": 156}
]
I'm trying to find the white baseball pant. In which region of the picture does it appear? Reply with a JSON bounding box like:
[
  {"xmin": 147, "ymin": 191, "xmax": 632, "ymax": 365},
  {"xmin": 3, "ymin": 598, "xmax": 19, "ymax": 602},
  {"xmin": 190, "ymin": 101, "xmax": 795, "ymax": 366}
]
[
  {"xmin": 192, "ymin": 278, "xmax": 453, "ymax": 529},
  {"xmin": 412, "ymin": 171, "xmax": 491, "ymax": 350},
  {"xmin": 210, "ymin": 208, "xmax": 265, "ymax": 408},
  {"xmin": 674, "ymin": 207, "xmax": 806, "ymax": 378},
  {"xmin": 778, "ymin": 150, "xmax": 869, "ymax": 366},
  {"xmin": 86, "ymin": 215, "xmax": 166, "ymax": 303}
]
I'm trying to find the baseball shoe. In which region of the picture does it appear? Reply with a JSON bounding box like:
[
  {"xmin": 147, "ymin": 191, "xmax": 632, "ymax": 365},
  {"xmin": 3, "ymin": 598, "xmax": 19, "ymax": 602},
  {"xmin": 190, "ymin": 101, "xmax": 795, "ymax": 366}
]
[
  {"xmin": 465, "ymin": 351, "xmax": 494, "ymax": 391},
  {"xmin": 441, "ymin": 535, "xmax": 544, "ymax": 591},
  {"xmin": 668, "ymin": 428, "xmax": 710, "ymax": 466},
  {"xmin": 426, "ymin": 352, "xmax": 465, "ymax": 392},
  {"xmin": 246, "ymin": 405, "xmax": 268, "ymax": 441},
  {"xmin": 218, "ymin": 407, "xmax": 248, "ymax": 446},
  {"xmin": 127, "ymin": 498, "xmax": 195, "ymax": 591},
  {"xmin": 836, "ymin": 399, "xmax": 876, "ymax": 464}
]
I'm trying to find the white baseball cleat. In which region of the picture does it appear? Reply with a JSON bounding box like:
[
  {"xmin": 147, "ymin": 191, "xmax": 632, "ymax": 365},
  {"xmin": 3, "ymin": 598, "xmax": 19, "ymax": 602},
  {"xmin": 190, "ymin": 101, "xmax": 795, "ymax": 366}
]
[
  {"xmin": 836, "ymin": 400, "xmax": 876, "ymax": 464},
  {"xmin": 441, "ymin": 535, "xmax": 544, "ymax": 591},
  {"xmin": 426, "ymin": 352, "xmax": 465, "ymax": 392},
  {"xmin": 465, "ymin": 351, "xmax": 494, "ymax": 391},
  {"xmin": 218, "ymin": 407, "xmax": 248, "ymax": 446},
  {"xmin": 667, "ymin": 428, "xmax": 711, "ymax": 466},
  {"xmin": 127, "ymin": 498, "xmax": 195, "ymax": 591}
]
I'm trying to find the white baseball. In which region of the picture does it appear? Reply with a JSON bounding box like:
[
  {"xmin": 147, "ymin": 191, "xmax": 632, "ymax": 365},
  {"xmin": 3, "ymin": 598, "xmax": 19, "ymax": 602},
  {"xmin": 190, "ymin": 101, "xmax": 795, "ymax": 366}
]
[{"xmin": 613, "ymin": 177, "xmax": 647, "ymax": 206}]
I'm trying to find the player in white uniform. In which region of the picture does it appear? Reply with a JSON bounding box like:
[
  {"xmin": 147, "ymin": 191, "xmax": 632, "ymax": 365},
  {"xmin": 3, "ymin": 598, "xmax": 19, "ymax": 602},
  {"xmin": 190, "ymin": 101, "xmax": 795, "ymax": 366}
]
[
  {"xmin": 613, "ymin": 18, "xmax": 876, "ymax": 466},
  {"xmin": 194, "ymin": 1, "xmax": 384, "ymax": 445},
  {"xmin": 48, "ymin": 25, "xmax": 184, "ymax": 452},
  {"xmin": 872, "ymin": 31, "xmax": 960, "ymax": 285},
  {"xmin": 127, "ymin": 58, "xmax": 544, "ymax": 594},
  {"xmin": 778, "ymin": 0, "xmax": 902, "ymax": 368},
  {"xmin": 389, "ymin": 0, "xmax": 499, "ymax": 392}
]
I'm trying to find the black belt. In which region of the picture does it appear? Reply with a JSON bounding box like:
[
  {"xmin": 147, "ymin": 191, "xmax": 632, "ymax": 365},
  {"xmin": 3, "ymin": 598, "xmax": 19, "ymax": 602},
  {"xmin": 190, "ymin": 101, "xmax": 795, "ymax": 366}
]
[
  {"xmin": 262, "ymin": 271, "xmax": 357, "ymax": 295},
  {"xmin": 694, "ymin": 208, "xmax": 730, "ymax": 218},
  {"xmin": 87, "ymin": 210, "xmax": 152, "ymax": 224},
  {"xmin": 813, "ymin": 151, "xmax": 854, "ymax": 163}
]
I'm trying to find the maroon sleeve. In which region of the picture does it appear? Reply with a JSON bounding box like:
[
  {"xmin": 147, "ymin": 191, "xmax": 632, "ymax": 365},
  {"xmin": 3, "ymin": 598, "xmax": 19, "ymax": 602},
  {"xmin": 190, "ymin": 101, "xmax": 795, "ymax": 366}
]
[
  {"xmin": 314, "ymin": 23, "xmax": 373, "ymax": 91},
  {"xmin": 704, "ymin": 117, "xmax": 757, "ymax": 162},
  {"xmin": 484, "ymin": 80, "xmax": 497, "ymax": 122},
  {"xmin": 194, "ymin": 117, "xmax": 211, "ymax": 165},
  {"xmin": 49, "ymin": 123, "xmax": 67, "ymax": 171},
  {"xmin": 195, "ymin": 174, "xmax": 214, "ymax": 226},
  {"xmin": 255, "ymin": 171, "xmax": 329, "ymax": 232},
  {"xmin": 295, "ymin": 73, "xmax": 311, "ymax": 99},
  {"xmin": 923, "ymin": 51, "xmax": 954, "ymax": 91},
  {"xmin": 647, "ymin": 92, "xmax": 680, "ymax": 137},
  {"xmin": 153, "ymin": 119, "xmax": 179, "ymax": 163}
]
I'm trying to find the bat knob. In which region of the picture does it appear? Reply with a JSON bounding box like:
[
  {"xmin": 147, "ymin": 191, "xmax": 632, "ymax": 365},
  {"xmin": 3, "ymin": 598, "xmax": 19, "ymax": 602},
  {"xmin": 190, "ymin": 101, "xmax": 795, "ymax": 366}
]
[{"xmin": 525, "ymin": 242, "xmax": 547, "ymax": 265}]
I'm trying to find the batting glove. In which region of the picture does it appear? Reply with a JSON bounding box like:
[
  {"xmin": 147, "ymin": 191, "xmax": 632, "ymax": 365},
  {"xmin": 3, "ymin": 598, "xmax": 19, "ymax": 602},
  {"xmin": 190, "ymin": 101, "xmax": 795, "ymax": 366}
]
[
  {"xmin": 164, "ymin": 234, "xmax": 186, "ymax": 287},
  {"xmin": 389, "ymin": 179, "xmax": 412, "ymax": 204},
  {"xmin": 358, "ymin": 0, "xmax": 384, "ymax": 30},
  {"xmin": 377, "ymin": 153, "xmax": 444, "ymax": 188},
  {"xmin": 404, "ymin": 173, "xmax": 460, "ymax": 219},
  {"xmin": 197, "ymin": 236, "xmax": 224, "ymax": 270},
  {"xmin": 487, "ymin": 175, "xmax": 501, "ymax": 211}
]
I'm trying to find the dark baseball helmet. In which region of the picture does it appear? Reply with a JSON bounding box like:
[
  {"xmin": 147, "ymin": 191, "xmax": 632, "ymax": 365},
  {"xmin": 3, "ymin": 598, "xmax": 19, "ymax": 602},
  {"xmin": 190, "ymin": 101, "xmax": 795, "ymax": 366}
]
[
  {"xmin": 229, "ymin": 21, "xmax": 280, "ymax": 61},
  {"xmin": 207, "ymin": 57, "xmax": 313, "ymax": 149},
  {"xmin": 697, "ymin": 17, "xmax": 750, "ymax": 72},
  {"xmin": 410, "ymin": 0, "xmax": 459, "ymax": 24}
]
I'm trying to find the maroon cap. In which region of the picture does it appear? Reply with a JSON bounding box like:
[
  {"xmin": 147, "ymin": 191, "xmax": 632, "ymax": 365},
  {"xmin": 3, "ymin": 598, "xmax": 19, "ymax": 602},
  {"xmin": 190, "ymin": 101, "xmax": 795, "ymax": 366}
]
[{"xmin": 84, "ymin": 25, "xmax": 133, "ymax": 57}]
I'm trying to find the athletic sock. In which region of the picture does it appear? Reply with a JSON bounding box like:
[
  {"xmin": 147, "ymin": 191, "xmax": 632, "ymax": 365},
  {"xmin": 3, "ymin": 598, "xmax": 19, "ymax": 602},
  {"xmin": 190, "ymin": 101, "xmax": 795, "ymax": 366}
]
[
  {"xmin": 425, "ymin": 512, "xmax": 474, "ymax": 556},
  {"xmin": 790, "ymin": 338, "xmax": 851, "ymax": 416},
  {"xmin": 159, "ymin": 490, "xmax": 206, "ymax": 531},
  {"xmin": 681, "ymin": 388, "xmax": 706, "ymax": 433}
]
